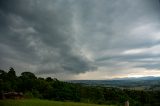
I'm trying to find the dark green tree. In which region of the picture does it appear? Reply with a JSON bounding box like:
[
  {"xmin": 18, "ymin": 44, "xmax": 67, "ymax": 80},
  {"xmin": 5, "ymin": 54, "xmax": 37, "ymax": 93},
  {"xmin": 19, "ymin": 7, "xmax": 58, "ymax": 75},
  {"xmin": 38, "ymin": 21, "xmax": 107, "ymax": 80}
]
[{"xmin": 21, "ymin": 72, "xmax": 37, "ymax": 79}]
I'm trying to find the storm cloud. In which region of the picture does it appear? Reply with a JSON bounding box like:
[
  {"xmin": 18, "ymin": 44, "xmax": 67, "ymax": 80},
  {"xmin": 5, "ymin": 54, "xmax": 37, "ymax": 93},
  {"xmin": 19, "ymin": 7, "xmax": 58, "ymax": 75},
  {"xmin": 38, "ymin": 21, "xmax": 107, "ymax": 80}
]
[
  {"xmin": 0, "ymin": 0, "xmax": 96, "ymax": 74},
  {"xmin": 0, "ymin": 0, "xmax": 160, "ymax": 79}
]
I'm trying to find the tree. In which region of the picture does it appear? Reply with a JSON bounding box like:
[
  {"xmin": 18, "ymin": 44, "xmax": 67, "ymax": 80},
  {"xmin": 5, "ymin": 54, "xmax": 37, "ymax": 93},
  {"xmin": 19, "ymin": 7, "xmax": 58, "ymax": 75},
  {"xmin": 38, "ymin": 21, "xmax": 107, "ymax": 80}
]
[
  {"xmin": 21, "ymin": 72, "xmax": 37, "ymax": 79},
  {"xmin": 46, "ymin": 77, "xmax": 53, "ymax": 82},
  {"xmin": 19, "ymin": 72, "xmax": 37, "ymax": 92},
  {"xmin": 7, "ymin": 67, "xmax": 16, "ymax": 80},
  {"xmin": 0, "ymin": 69, "xmax": 7, "ymax": 81}
]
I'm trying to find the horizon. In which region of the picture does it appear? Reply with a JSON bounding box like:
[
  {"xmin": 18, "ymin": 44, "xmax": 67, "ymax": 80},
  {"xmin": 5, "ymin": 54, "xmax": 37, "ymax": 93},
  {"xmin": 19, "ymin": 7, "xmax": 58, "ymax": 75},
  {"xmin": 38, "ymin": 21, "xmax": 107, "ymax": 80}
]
[
  {"xmin": 2, "ymin": 67, "xmax": 160, "ymax": 80},
  {"xmin": 0, "ymin": 0, "xmax": 160, "ymax": 80}
]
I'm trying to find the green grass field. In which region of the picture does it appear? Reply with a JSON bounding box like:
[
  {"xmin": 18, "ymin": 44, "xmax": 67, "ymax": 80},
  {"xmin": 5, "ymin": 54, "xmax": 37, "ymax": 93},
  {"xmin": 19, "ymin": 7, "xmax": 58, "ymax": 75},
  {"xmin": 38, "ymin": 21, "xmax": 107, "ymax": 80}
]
[{"xmin": 0, "ymin": 99, "xmax": 115, "ymax": 106}]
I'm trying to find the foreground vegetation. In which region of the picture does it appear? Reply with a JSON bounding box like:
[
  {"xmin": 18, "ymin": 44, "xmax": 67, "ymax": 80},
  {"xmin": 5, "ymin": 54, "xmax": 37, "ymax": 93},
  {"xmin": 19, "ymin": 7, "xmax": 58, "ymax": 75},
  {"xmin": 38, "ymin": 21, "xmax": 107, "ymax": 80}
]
[
  {"xmin": 0, "ymin": 99, "xmax": 115, "ymax": 106},
  {"xmin": 1, "ymin": 68, "xmax": 160, "ymax": 106}
]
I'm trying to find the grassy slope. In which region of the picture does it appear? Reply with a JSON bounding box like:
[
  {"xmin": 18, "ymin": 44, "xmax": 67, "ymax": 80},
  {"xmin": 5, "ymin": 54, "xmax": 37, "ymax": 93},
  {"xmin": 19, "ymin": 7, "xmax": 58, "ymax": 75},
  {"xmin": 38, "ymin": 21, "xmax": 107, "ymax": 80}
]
[{"xmin": 0, "ymin": 99, "xmax": 115, "ymax": 106}]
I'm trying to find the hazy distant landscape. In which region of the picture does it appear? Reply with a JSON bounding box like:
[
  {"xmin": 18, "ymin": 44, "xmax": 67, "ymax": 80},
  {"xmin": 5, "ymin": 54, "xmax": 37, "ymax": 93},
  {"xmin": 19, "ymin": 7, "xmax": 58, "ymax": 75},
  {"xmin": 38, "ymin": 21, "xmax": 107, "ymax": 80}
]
[{"xmin": 69, "ymin": 77, "xmax": 160, "ymax": 91}]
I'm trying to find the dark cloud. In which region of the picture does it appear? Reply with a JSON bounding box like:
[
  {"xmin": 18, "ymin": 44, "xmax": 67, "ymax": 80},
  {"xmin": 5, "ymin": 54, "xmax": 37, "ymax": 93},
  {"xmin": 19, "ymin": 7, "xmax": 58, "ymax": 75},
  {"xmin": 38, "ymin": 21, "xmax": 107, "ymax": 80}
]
[
  {"xmin": 0, "ymin": 0, "xmax": 96, "ymax": 75},
  {"xmin": 136, "ymin": 62, "xmax": 160, "ymax": 70},
  {"xmin": 0, "ymin": 0, "xmax": 160, "ymax": 79}
]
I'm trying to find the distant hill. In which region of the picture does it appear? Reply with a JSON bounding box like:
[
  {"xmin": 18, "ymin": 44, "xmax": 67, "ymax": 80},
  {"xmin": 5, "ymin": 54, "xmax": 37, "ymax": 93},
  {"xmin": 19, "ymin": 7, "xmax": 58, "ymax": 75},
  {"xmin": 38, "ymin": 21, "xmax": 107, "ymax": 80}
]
[
  {"xmin": 113, "ymin": 76, "xmax": 160, "ymax": 81},
  {"xmin": 68, "ymin": 76, "xmax": 160, "ymax": 90}
]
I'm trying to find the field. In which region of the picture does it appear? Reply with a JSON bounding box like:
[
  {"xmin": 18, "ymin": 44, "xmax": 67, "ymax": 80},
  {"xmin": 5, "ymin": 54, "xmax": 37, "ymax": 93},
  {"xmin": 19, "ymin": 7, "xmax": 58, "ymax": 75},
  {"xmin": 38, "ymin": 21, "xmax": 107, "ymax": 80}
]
[{"xmin": 0, "ymin": 99, "xmax": 115, "ymax": 106}]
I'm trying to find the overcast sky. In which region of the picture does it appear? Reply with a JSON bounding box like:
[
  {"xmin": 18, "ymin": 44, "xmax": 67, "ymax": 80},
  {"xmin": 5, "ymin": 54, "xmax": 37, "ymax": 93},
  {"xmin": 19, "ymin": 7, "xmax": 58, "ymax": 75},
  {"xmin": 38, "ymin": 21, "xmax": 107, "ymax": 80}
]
[{"xmin": 0, "ymin": 0, "xmax": 160, "ymax": 80}]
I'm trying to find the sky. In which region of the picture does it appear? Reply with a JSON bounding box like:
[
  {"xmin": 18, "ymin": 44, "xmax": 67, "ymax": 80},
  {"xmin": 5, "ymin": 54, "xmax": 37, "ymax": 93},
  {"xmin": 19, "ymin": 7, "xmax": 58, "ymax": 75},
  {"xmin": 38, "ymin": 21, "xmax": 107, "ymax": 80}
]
[{"xmin": 0, "ymin": 0, "xmax": 160, "ymax": 80}]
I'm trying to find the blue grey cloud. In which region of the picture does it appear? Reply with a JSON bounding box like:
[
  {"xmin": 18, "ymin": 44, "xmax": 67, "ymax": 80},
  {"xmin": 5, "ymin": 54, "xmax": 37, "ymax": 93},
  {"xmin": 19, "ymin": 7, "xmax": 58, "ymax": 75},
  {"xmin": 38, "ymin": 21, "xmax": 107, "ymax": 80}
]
[
  {"xmin": 0, "ymin": 0, "xmax": 160, "ymax": 79},
  {"xmin": 0, "ymin": 0, "xmax": 97, "ymax": 75}
]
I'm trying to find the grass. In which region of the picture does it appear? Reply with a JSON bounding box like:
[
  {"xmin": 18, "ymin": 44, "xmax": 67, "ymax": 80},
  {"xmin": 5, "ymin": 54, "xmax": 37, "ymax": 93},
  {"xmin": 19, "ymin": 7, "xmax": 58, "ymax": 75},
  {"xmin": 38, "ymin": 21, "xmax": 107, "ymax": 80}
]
[{"xmin": 0, "ymin": 99, "xmax": 115, "ymax": 106}]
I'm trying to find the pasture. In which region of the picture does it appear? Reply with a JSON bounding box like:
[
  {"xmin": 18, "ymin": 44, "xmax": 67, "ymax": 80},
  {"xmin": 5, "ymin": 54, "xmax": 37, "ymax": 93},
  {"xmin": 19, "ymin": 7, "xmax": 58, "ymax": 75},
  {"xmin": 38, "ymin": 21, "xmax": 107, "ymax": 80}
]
[{"xmin": 0, "ymin": 99, "xmax": 115, "ymax": 106}]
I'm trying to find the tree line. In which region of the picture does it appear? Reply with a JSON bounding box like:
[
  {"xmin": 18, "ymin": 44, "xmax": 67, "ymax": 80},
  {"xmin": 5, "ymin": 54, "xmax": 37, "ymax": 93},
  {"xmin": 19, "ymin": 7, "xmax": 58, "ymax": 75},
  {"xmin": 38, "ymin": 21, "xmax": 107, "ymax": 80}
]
[{"xmin": 1, "ymin": 67, "xmax": 160, "ymax": 106}]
